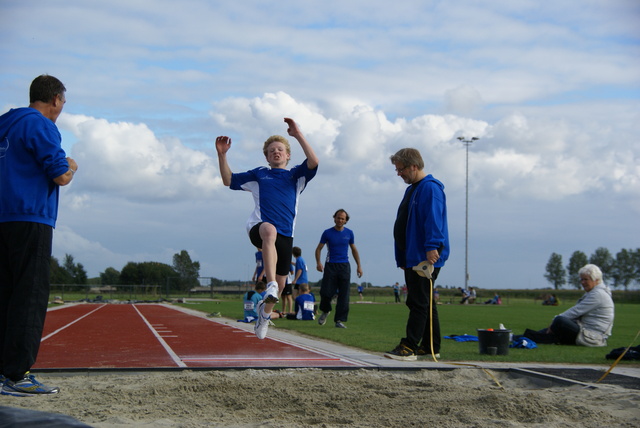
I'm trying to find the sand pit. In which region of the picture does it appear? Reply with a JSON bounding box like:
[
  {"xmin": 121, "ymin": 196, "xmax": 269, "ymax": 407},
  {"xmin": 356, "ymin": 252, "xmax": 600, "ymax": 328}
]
[{"xmin": 2, "ymin": 368, "xmax": 639, "ymax": 427}]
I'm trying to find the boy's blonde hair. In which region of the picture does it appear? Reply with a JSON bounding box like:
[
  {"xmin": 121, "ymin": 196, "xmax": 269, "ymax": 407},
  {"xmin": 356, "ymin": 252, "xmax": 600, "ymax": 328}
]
[{"xmin": 263, "ymin": 135, "xmax": 291, "ymax": 158}]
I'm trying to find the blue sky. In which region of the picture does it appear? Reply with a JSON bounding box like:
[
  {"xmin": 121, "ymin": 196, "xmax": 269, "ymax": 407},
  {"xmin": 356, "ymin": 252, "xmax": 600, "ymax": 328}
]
[{"xmin": 1, "ymin": 0, "xmax": 639, "ymax": 290}]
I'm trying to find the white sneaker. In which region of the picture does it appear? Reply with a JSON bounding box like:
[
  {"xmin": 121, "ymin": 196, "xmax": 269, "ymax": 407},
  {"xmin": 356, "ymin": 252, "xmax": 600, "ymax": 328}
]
[
  {"xmin": 254, "ymin": 300, "xmax": 271, "ymax": 339},
  {"xmin": 264, "ymin": 282, "xmax": 279, "ymax": 304}
]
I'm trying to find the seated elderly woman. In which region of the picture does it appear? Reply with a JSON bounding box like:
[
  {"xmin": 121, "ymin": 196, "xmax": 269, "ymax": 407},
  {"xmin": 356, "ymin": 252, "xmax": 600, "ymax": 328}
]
[{"xmin": 520, "ymin": 264, "xmax": 614, "ymax": 347}]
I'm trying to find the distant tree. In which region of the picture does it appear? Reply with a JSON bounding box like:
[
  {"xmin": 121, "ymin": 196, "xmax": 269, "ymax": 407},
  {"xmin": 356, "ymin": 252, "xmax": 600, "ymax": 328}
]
[
  {"xmin": 120, "ymin": 261, "xmax": 177, "ymax": 288},
  {"xmin": 633, "ymin": 249, "xmax": 640, "ymax": 288},
  {"xmin": 611, "ymin": 248, "xmax": 637, "ymax": 290},
  {"xmin": 63, "ymin": 253, "xmax": 88, "ymax": 285},
  {"xmin": 544, "ymin": 253, "xmax": 566, "ymax": 290},
  {"xmin": 100, "ymin": 267, "xmax": 121, "ymax": 285},
  {"xmin": 589, "ymin": 247, "xmax": 614, "ymax": 280},
  {"xmin": 172, "ymin": 250, "xmax": 201, "ymax": 291},
  {"xmin": 50, "ymin": 256, "xmax": 72, "ymax": 284},
  {"xmin": 74, "ymin": 263, "xmax": 88, "ymax": 285},
  {"xmin": 566, "ymin": 251, "xmax": 589, "ymax": 289}
]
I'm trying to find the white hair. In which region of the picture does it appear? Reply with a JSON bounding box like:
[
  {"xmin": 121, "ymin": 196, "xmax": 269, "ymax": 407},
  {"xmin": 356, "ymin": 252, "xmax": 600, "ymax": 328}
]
[{"xmin": 578, "ymin": 264, "xmax": 603, "ymax": 283}]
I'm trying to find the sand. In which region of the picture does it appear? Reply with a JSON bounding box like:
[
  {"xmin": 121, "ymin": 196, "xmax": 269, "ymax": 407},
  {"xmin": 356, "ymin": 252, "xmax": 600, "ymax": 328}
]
[{"xmin": 2, "ymin": 368, "xmax": 639, "ymax": 427}]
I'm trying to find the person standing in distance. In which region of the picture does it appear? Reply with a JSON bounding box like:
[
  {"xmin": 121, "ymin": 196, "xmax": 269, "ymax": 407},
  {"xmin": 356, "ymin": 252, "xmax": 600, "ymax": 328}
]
[
  {"xmin": 0, "ymin": 75, "xmax": 77, "ymax": 396},
  {"xmin": 252, "ymin": 248, "xmax": 266, "ymax": 284},
  {"xmin": 292, "ymin": 246, "xmax": 308, "ymax": 299},
  {"xmin": 315, "ymin": 209, "xmax": 363, "ymax": 329},
  {"xmin": 216, "ymin": 118, "xmax": 318, "ymax": 339},
  {"xmin": 384, "ymin": 148, "xmax": 449, "ymax": 361}
]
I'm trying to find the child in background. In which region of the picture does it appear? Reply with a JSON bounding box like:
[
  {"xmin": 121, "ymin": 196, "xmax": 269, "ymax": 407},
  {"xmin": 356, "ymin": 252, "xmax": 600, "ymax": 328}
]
[
  {"xmin": 287, "ymin": 283, "xmax": 316, "ymax": 320},
  {"xmin": 242, "ymin": 281, "xmax": 287, "ymax": 322},
  {"xmin": 243, "ymin": 281, "xmax": 267, "ymax": 322}
]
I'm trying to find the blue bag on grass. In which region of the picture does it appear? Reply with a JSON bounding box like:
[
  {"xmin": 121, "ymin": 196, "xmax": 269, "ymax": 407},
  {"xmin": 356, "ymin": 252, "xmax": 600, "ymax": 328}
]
[
  {"xmin": 444, "ymin": 334, "xmax": 479, "ymax": 342},
  {"xmin": 510, "ymin": 337, "xmax": 537, "ymax": 349}
]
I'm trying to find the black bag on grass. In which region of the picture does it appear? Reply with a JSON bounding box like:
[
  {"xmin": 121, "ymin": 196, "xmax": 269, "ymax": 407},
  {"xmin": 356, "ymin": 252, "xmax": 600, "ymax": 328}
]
[{"xmin": 605, "ymin": 345, "xmax": 640, "ymax": 360}]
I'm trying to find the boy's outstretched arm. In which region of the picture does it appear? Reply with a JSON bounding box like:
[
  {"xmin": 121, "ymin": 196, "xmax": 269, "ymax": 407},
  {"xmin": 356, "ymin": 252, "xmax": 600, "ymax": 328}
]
[
  {"xmin": 215, "ymin": 136, "xmax": 233, "ymax": 186},
  {"xmin": 284, "ymin": 118, "xmax": 319, "ymax": 170}
]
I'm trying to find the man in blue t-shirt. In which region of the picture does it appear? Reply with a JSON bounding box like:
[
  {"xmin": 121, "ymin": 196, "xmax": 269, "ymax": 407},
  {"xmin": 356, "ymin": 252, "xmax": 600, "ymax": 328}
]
[
  {"xmin": 0, "ymin": 75, "xmax": 77, "ymax": 396},
  {"xmin": 314, "ymin": 209, "xmax": 363, "ymax": 329},
  {"xmin": 216, "ymin": 118, "xmax": 319, "ymax": 339}
]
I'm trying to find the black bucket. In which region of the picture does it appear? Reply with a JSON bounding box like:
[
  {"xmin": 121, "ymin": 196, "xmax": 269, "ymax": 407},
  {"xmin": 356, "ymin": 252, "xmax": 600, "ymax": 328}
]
[{"xmin": 477, "ymin": 329, "xmax": 511, "ymax": 356}]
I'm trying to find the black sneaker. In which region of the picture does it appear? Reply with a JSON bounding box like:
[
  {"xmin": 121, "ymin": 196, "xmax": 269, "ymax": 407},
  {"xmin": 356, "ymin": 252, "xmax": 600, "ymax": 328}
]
[
  {"xmin": 335, "ymin": 321, "xmax": 346, "ymax": 329},
  {"xmin": 318, "ymin": 311, "xmax": 330, "ymax": 326},
  {"xmin": 384, "ymin": 343, "xmax": 417, "ymax": 361},
  {"xmin": 416, "ymin": 347, "xmax": 440, "ymax": 358}
]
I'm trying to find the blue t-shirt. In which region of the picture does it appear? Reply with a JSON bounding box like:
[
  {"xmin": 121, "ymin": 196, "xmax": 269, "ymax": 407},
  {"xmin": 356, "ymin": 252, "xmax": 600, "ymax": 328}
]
[
  {"xmin": 320, "ymin": 227, "xmax": 354, "ymax": 263},
  {"xmin": 294, "ymin": 293, "xmax": 316, "ymax": 320},
  {"xmin": 295, "ymin": 256, "xmax": 308, "ymax": 284},
  {"xmin": 0, "ymin": 108, "xmax": 69, "ymax": 227},
  {"xmin": 230, "ymin": 160, "xmax": 317, "ymax": 237},
  {"xmin": 243, "ymin": 290, "xmax": 263, "ymax": 319}
]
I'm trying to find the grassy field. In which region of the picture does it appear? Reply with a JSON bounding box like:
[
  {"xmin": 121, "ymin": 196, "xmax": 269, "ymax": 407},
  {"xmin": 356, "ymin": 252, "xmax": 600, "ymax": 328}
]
[{"xmin": 177, "ymin": 295, "xmax": 640, "ymax": 365}]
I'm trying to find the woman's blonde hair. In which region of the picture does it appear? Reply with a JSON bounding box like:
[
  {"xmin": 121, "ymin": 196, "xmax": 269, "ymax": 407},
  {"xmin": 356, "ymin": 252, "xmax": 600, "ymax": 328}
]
[{"xmin": 578, "ymin": 264, "xmax": 603, "ymax": 283}]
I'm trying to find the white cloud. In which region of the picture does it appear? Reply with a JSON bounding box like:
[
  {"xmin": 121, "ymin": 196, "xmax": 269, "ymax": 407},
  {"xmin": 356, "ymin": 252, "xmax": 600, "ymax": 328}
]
[
  {"xmin": 444, "ymin": 86, "xmax": 484, "ymax": 116},
  {"xmin": 211, "ymin": 92, "xmax": 341, "ymax": 166},
  {"xmin": 53, "ymin": 225, "xmax": 125, "ymax": 272},
  {"xmin": 58, "ymin": 114, "xmax": 219, "ymax": 202}
]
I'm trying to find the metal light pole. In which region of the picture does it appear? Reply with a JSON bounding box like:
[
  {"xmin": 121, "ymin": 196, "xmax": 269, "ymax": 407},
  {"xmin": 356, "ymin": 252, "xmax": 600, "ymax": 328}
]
[{"xmin": 457, "ymin": 136, "xmax": 479, "ymax": 290}]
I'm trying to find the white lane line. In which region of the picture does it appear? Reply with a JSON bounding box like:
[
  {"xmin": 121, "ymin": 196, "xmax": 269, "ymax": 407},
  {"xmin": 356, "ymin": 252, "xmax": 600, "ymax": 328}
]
[
  {"xmin": 41, "ymin": 304, "xmax": 107, "ymax": 342},
  {"xmin": 132, "ymin": 305, "xmax": 186, "ymax": 368}
]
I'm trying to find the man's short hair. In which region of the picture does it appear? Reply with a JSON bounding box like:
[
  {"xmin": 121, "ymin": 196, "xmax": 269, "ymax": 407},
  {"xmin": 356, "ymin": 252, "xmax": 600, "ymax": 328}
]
[
  {"xmin": 333, "ymin": 209, "xmax": 350, "ymax": 222},
  {"xmin": 30, "ymin": 75, "xmax": 66, "ymax": 104},
  {"xmin": 390, "ymin": 148, "xmax": 424, "ymax": 170}
]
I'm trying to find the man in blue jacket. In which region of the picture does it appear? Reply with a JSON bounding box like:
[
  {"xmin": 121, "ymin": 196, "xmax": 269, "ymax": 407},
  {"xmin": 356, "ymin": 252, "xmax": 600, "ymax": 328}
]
[
  {"xmin": 385, "ymin": 148, "xmax": 449, "ymax": 361},
  {"xmin": 0, "ymin": 75, "xmax": 78, "ymax": 396}
]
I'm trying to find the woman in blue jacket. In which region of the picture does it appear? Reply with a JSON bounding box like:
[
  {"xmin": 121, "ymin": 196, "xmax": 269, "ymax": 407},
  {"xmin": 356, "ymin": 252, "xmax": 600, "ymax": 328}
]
[{"xmin": 385, "ymin": 148, "xmax": 449, "ymax": 361}]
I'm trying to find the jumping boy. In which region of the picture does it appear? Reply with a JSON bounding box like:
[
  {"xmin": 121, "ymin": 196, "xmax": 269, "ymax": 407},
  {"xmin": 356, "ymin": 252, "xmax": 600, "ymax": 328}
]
[{"xmin": 216, "ymin": 118, "xmax": 319, "ymax": 339}]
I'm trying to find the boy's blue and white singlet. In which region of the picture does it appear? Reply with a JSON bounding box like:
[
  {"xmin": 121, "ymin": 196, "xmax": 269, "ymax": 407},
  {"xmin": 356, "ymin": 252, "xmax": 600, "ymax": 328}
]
[{"xmin": 230, "ymin": 160, "xmax": 317, "ymax": 237}]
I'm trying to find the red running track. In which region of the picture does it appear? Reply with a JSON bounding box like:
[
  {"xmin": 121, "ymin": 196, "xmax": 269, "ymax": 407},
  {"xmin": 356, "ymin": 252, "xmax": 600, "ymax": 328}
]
[{"xmin": 33, "ymin": 304, "xmax": 360, "ymax": 370}]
